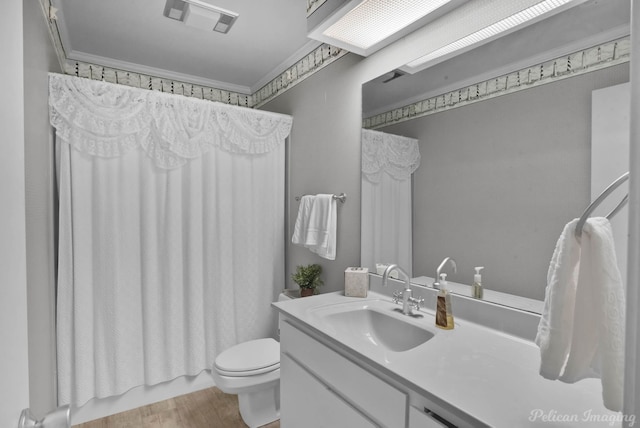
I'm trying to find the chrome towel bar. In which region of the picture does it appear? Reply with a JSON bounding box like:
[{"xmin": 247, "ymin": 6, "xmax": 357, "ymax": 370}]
[
  {"xmin": 575, "ymin": 171, "xmax": 629, "ymax": 238},
  {"xmin": 294, "ymin": 193, "xmax": 347, "ymax": 203}
]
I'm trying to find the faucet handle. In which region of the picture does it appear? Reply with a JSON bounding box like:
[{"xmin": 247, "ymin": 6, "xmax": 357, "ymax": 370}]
[
  {"xmin": 409, "ymin": 296, "xmax": 425, "ymax": 311},
  {"xmin": 392, "ymin": 290, "xmax": 402, "ymax": 304}
]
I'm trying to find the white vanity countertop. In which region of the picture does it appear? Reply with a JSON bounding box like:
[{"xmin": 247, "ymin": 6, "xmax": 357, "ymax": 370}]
[{"xmin": 273, "ymin": 291, "xmax": 620, "ymax": 427}]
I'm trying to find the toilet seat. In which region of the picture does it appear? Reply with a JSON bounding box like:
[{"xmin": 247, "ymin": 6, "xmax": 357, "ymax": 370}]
[{"xmin": 215, "ymin": 338, "xmax": 280, "ymax": 377}]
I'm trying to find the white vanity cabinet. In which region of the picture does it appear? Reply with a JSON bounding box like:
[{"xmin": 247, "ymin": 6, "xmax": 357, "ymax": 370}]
[
  {"xmin": 281, "ymin": 354, "xmax": 377, "ymax": 427},
  {"xmin": 274, "ymin": 292, "xmax": 615, "ymax": 428},
  {"xmin": 280, "ymin": 319, "xmax": 408, "ymax": 427}
]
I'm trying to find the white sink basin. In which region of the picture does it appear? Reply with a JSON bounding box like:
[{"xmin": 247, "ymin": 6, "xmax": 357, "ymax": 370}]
[{"xmin": 309, "ymin": 300, "xmax": 436, "ymax": 353}]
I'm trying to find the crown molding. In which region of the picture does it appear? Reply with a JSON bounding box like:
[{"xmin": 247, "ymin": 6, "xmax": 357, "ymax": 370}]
[
  {"xmin": 253, "ymin": 44, "xmax": 348, "ymax": 108},
  {"xmin": 42, "ymin": 3, "xmax": 344, "ymax": 108},
  {"xmin": 65, "ymin": 49, "xmax": 252, "ymax": 94},
  {"xmin": 59, "ymin": 43, "xmax": 349, "ymax": 109},
  {"xmin": 39, "ymin": 0, "xmax": 68, "ymax": 73},
  {"xmin": 250, "ymin": 39, "xmax": 323, "ymax": 94},
  {"xmin": 307, "ymin": 0, "xmax": 329, "ymax": 17},
  {"xmin": 61, "ymin": 60, "xmax": 254, "ymax": 106}
]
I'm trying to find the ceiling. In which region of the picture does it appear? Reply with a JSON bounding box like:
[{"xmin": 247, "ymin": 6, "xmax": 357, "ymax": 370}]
[
  {"xmin": 51, "ymin": 0, "xmax": 631, "ymax": 107},
  {"xmin": 51, "ymin": 0, "xmax": 319, "ymax": 95}
]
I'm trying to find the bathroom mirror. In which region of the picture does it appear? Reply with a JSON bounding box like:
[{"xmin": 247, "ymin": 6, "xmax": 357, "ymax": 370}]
[{"xmin": 361, "ymin": 0, "xmax": 631, "ymax": 312}]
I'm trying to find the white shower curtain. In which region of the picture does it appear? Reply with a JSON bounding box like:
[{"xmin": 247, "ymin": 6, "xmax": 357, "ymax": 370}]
[
  {"xmin": 361, "ymin": 129, "xmax": 420, "ymax": 276},
  {"xmin": 49, "ymin": 73, "xmax": 292, "ymax": 407}
]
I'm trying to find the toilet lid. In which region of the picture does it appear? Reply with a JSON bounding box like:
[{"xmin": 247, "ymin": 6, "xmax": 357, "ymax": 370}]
[{"xmin": 215, "ymin": 338, "xmax": 280, "ymax": 374}]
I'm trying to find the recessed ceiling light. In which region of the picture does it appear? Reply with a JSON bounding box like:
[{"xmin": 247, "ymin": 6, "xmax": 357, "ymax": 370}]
[
  {"xmin": 323, "ymin": 0, "xmax": 454, "ymax": 50},
  {"xmin": 406, "ymin": 0, "xmax": 576, "ymax": 70}
]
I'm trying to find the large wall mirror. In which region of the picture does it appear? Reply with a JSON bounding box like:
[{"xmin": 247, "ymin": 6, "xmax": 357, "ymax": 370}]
[{"xmin": 361, "ymin": 0, "xmax": 631, "ymax": 312}]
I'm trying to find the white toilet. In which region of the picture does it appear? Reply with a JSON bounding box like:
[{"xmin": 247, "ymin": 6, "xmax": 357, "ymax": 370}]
[{"xmin": 212, "ymin": 293, "xmax": 291, "ymax": 427}]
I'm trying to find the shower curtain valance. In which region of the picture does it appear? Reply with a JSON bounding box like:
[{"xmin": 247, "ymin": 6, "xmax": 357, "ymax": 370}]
[
  {"xmin": 361, "ymin": 128, "xmax": 420, "ymax": 183},
  {"xmin": 49, "ymin": 73, "xmax": 293, "ymax": 169}
]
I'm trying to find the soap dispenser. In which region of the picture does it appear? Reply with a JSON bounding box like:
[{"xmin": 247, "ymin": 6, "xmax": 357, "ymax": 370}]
[
  {"xmin": 472, "ymin": 266, "xmax": 484, "ymax": 299},
  {"xmin": 435, "ymin": 273, "xmax": 454, "ymax": 330}
]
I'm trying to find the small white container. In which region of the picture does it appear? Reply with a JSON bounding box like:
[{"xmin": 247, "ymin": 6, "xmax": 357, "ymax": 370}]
[
  {"xmin": 472, "ymin": 266, "xmax": 484, "ymax": 299},
  {"xmin": 345, "ymin": 267, "xmax": 369, "ymax": 297}
]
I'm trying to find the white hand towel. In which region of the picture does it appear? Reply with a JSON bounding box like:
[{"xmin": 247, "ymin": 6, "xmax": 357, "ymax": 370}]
[
  {"xmin": 535, "ymin": 217, "xmax": 625, "ymax": 412},
  {"xmin": 291, "ymin": 194, "xmax": 337, "ymax": 260},
  {"xmin": 536, "ymin": 218, "xmax": 581, "ymax": 379},
  {"xmin": 292, "ymin": 195, "xmax": 313, "ymax": 246}
]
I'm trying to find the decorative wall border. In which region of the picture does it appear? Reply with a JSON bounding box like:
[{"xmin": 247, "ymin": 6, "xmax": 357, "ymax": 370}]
[
  {"xmin": 307, "ymin": 0, "xmax": 329, "ymax": 17},
  {"xmin": 253, "ymin": 44, "xmax": 347, "ymax": 108},
  {"xmin": 363, "ymin": 37, "xmax": 631, "ymax": 130},
  {"xmin": 42, "ymin": 1, "xmax": 347, "ymax": 109},
  {"xmin": 61, "ymin": 60, "xmax": 256, "ymax": 106}
]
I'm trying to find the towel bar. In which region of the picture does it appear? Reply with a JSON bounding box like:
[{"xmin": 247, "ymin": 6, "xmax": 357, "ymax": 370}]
[
  {"xmin": 575, "ymin": 172, "xmax": 629, "ymax": 238},
  {"xmin": 294, "ymin": 193, "xmax": 346, "ymax": 203}
]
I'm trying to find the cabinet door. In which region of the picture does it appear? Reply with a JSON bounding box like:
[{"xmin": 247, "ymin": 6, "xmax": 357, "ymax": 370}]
[
  {"xmin": 281, "ymin": 320, "xmax": 407, "ymax": 427},
  {"xmin": 280, "ymin": 354, "xmax": 377, "ymax": 428}
]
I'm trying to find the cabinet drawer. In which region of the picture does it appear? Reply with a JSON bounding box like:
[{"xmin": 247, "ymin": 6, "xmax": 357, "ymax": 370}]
[
  {"xmin": 281, "ymin": 354, "xmax": 377, "ymax": 428},
  {"xmin": 409, "ymin": 406, "xmax": 454, "ymax": 428},
  {"xmin": 281, "ymin": 320, "xmax": 407, "ymax": 428}
]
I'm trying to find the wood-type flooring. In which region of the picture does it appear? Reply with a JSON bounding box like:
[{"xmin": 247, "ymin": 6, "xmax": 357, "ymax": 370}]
[{"xmin": 73, "ymin": 387, "xmax": 281, "ymax": 428}]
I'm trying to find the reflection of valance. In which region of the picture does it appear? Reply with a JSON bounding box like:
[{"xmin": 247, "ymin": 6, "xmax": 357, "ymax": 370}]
[
  {"xmin": 49, "ymin": 73, "xmax": 293, "ymax": 169},
  {"xmin": 361, "ymin": 129, "xmax": 420, "ymax": 182}
]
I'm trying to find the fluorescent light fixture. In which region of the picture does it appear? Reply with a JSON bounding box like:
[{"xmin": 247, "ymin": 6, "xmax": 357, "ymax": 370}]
[
  {"xmin": 323, "ymin": 0, "xmax": 454, "ymax": 50},
  {"xmin": 307, "ymin": 0, "xmax": 466, "ymax": 56},
  {"xmin": 406, "ymin": 0, "xmax": 574, "ymax": 69}
]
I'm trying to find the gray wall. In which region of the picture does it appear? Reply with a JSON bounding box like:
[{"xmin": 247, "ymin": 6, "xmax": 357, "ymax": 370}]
[
  {"xmin": 381, "ymin": 64, "xmax": 630, "ymax": 300},
  {"xmin": 262, "ymin": 54, "xmax": 365, "ymax": 293},
  {"xmin": 0, "ymin": 2, "xmax": 30, "ymax": 426},
  {"xmin": 24, "ymin": 0, "xmax": 63, "ymax": 418}
]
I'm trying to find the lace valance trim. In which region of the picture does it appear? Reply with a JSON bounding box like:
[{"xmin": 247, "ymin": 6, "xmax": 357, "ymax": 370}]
[
  {"xmin": 49, "ymin": 73, "xmax": 293, "ymax": 169},
  {"xmin": 361, "ymin": 129, "xmax": 421, "ymax": 182}
]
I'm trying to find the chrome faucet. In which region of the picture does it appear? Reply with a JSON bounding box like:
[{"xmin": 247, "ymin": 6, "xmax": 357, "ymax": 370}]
[
  {"xmin": 382, "ymin": 264, "xmax": 424, "ymax": 316},
  {"xmin": 433, "ymin": 257, "xmax": 457, "ymax": 289}
]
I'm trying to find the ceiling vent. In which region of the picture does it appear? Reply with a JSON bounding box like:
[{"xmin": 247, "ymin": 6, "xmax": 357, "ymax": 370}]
[
  {"xmin": 164, "ymin": 0, "xmax": 238, "ymax": 34},
  {"xmin": 382, "ymin": 69, "xmax": 406, "ymax": 83}
]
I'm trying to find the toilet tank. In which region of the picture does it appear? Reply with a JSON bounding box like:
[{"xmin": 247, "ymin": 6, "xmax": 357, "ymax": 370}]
[
  {"xmin": 278, "ymin": 289, "xmax": 299, "ymax": 301},
  {"xmin": 276, "ymin": 291, "xmax": 295, "ymax": 339},
  {"xmin": 278, "ymin": 292, "xmax": 293, "ymax": 302}
]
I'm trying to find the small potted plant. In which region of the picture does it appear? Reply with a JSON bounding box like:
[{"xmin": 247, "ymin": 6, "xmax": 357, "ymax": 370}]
[{"xmin": 291, "ymin": 264, "xmax": 323, "ymax": 297}]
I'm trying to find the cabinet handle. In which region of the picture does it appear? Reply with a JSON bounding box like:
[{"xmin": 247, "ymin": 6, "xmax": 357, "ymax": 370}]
[{"xmin": 424, "ymin": 407, "xmax": 457, "ymax": 428}]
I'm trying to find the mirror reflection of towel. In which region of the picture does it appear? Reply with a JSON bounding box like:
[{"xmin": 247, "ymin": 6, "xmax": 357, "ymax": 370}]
[
  {"xmin": 291, "ymin": 194, "xmax": 337, "ymax": 260},
  {"xmin": 535, "ymin": 217, "xmax": 625, "ymax": 412}
]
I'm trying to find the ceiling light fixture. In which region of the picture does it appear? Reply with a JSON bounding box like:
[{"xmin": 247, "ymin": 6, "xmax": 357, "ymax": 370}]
[
  {"xmin": 308, "ymin": 0, "xmax": 466, "ymax": 57},
  {"xmin": 324, "ymin": 0, "xmax": 454, "ymax": 49},
  {"xmin": 163, "ymin": 0, "xmax": 238, "ymax": 34},
  {"xmin": 405, "ymin": 0, "xmax": 577, "ymax": 71}
]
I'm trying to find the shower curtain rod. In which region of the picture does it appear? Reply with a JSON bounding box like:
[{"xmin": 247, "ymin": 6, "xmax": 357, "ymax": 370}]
[{"xmin": 575, "ymin": 171, "xmax": 630, "ymax": 237}]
